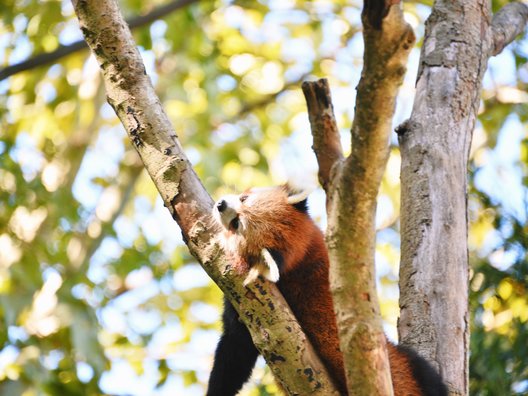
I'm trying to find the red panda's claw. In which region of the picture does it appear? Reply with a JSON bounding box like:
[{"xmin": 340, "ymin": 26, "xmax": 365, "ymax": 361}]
[
  {"xmin": 242, "ymin": 250, "xmax": 280, "ymax": 286},
  {"xmin": 262, "ymin": 249, "xmax": 280, "ymax": 282},
  {"xmin": 243, "ymin": 268, "xmax": 260, "ymax": 286}
]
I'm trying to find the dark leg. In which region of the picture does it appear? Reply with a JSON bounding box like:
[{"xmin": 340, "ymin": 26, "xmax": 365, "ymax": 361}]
[{"xmin": 207, "ymin": 297, "xmax": 259, "ymax": 396}]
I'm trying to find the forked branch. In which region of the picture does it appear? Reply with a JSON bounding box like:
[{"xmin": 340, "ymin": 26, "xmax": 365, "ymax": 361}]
[
  {"xmin": 304, "ymin": 1, "xmax": 415, "ymax": 394},
  {"xmin": 490, "ymin": 2, "xmax": 528, "ymax": 56}
]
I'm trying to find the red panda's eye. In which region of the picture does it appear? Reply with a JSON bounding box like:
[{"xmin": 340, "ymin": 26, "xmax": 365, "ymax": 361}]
[
  {"xmin": 239, "ymin": 194, "xmax": 248, "ymax": 203},
  {"xmin": 230, "ymin": 217, "xmax": 239, "ymax": 230}
]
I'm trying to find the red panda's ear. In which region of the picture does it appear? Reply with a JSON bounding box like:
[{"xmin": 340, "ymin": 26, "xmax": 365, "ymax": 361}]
[{"xmin": 284, "ymin": 185, "xmax": 310, "ymax": 213}]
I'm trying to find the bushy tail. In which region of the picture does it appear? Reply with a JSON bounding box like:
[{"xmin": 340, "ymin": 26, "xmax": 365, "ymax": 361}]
[{"xmin": 396, "ymin": 345, "xmax": 449, "ymax": 396}]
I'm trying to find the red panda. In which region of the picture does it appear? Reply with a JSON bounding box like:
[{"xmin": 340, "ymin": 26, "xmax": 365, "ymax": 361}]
[{"xmin": 207, "ymin": 185, "xmax": 447, "ymax": 396}]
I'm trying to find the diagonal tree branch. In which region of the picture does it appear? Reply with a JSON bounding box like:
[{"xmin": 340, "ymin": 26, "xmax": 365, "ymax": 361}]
[
  {"xmin": 490, "ymin": 2, "xmax": 528, "ymax": 56},
  {"xmin": 0, "ymin": 0, "xmax": 199, "ymax": 81},
  {"xmin": 70, "ymin": 0, "xmax": 338, "ymax": 394}
]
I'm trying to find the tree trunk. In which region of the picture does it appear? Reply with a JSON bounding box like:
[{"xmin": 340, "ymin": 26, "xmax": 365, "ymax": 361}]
[{"xmin": 398, "ymin": 1, "xmax": 528, "ymax": 395}]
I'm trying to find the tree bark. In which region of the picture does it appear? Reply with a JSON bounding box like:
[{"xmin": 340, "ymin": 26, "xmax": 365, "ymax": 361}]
[
  {"xmin": 398, "ymin": 1, "xmax": 527, "ymax": 395},
  {"xmin": 71, "ymin": 0, "xmax": 339, "ymax": 394},
  {"xmin": 302, "ymin": 79, "xmax": 344, "ymax": 196}
]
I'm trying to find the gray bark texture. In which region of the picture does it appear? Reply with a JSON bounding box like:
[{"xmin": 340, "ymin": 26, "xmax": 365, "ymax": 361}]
[
  {"xmin": 71, "ymin": 0, "xmax": 339, "ymax": 394},
  {"xmin": 398, "ymin": 1, "xmax": 527, "ymax": 395}
]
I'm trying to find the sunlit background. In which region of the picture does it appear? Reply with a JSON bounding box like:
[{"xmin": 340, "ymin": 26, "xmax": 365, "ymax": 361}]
[{"xmin": 0, "ymin": 0, "xmax": 527, "ymax": 395}]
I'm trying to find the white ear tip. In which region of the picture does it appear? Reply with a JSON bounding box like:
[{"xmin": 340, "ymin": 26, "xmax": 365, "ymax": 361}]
[{"xmin": 286, "ymin": 190, "xmax": 310, "ymax": 204}]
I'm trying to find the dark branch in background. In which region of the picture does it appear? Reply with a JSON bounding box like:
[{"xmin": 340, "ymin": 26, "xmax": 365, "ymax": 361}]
[
  {"xmin": 236, "ymin": 73, "xmax": 311, "ymax": 118},
  {"xmin": 301, "ymin": 79, "xmax": 343, "ymax": 193},
  {"xmin": 490, "ymin": 2, "xmax": 528, "ymax": 56},
  {"xmin": 0, "ymin": 0, "xmax": 199, "ymax": 81},
  {"xmin": 0, "ymin": 41, "xmax": 85, "ymax": 81}
]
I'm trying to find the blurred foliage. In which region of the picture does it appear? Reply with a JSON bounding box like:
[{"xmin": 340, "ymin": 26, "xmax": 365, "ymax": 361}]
[{"xmin": 0, "ymin": 0, "xmax": 526, "ymax": 395}]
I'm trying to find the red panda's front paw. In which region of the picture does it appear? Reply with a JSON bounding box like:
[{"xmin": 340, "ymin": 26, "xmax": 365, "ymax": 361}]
[{"xmin": 242, "ymin": 248, "xmax": 280, "ymax": 286}]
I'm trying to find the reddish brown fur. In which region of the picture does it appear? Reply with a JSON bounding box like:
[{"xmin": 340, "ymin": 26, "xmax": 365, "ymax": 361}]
[{"xmin": 220, "ymin": 186, "xmax": 425, "ymax": 395}]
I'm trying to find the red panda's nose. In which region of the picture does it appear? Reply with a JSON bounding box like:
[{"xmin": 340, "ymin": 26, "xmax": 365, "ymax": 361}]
[{"xmin": 216, "ymin": 200, "xmax": 227, "ymax": 212}]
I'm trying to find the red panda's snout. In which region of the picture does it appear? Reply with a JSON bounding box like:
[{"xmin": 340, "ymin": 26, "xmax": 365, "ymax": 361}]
[{"xmin": 213, "ymin": 194, "xmax": 244, "ymax": 233}]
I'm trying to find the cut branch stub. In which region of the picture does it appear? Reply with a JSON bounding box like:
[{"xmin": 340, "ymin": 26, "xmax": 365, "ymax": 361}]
[
  {"xmin": 363, "ymin": 0, "xmax": 394, "ymax": 30},
  {"xmin": 319, "ymin": 3, "xmax": 414, "ymax": 395},
  {"xmin": 302, "ymin": 79, "xmax": 344, "ymax": 194}
]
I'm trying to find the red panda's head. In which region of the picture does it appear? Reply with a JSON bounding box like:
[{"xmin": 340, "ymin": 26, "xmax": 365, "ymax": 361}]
[
  {"xmin": 213, "ymin": 186, "xmax": 309, "ymax": 233},
  {"xmin": 212, "ymin": 185, "xmax": 316, "ymax": 272}
]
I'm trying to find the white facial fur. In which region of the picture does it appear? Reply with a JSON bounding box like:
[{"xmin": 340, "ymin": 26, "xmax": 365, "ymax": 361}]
[
  {"xmin": 213, "ymin": 194, "xmax": 242, "ymax": 231},
  {"xmin": 212, "ymin": 190, "xmax": 281, "ymax": 284}
]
